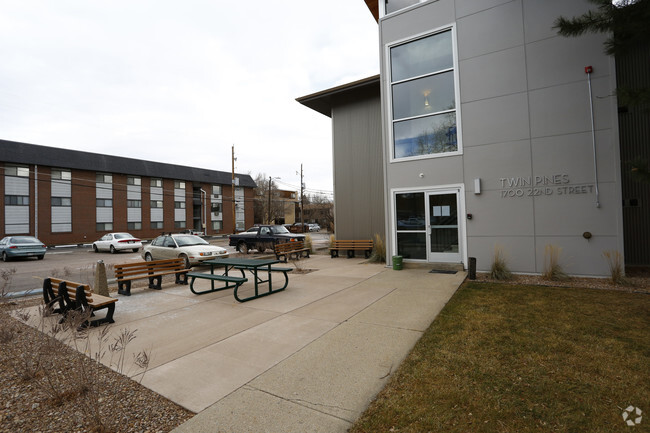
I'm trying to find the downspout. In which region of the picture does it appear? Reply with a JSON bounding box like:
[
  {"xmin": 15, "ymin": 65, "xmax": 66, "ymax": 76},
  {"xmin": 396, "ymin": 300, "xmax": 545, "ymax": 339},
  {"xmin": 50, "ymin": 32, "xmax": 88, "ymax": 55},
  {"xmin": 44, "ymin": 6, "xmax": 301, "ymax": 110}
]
[
  {"xmin": 34, "ymin": 165, "xmax": 38, "ymax": 238},
  {"xmin": 586, "ymin": 66, "xmax": 601, "ymax": 208}
]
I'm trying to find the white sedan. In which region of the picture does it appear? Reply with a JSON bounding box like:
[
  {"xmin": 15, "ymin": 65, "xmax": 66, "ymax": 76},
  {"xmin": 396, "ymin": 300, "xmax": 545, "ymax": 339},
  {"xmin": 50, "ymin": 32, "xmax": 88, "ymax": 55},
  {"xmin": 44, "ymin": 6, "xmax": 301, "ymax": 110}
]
[
  {"xmin": 142, "ymin": 234, "xmax": 228, "ymax": 268},
  {"xmin": 93, "ymin": 233, "xmax": 143, "ymax": 253}
]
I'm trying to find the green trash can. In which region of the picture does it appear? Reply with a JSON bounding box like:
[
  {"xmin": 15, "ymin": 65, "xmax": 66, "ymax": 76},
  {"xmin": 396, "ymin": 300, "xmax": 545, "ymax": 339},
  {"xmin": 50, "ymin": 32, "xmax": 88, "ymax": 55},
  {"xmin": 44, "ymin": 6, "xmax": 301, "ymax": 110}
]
[{"xmin": 392, "ymin": 255, "xmax": 403, "ymax": 271}]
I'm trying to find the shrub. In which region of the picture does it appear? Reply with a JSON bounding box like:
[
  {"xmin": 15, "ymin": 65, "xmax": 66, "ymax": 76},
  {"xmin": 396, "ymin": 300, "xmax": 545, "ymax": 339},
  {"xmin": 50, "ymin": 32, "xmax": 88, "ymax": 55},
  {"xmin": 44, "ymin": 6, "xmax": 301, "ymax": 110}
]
[
  {"xmin": 543, "ymin": 245, "xmax": 569, "ymax": 281},
  {"xmin": 489, "ymin": 245, "xmax": 512, "ymax": 280},
  {"xmin": 368, "ymin": 233, "xmax": 386, "ymax": 263},
  {"xmin": 603, "ymin": 249, "xmax": 626, "ymax": 284}
]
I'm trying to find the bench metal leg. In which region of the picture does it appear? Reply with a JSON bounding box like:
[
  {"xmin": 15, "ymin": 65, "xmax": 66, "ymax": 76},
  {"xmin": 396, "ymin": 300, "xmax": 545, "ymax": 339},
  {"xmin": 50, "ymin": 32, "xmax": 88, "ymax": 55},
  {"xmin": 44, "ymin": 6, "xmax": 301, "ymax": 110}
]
[
  {"xmin": 148, "ymin": 275, "xmax": 163, "ymax": 290},
  {"xmin": 347, "ymin": 249, "xmax": 355, "ymax": 258},
  {"xmin": 330, "ymin": 250, "xmax": 339, "ymax": 258},
  {"xmin": 118, "ymin": 280, "xmax": 132, "ymax": 296},
  {"xmin": 75, "ymin": 286, "xmax": 116, "ymax": 329},
  {"xmin": 176, "ymin": 271, "xmax": 188, "ymax": 285},
  {"xmin": 42, "ymin": 278, "xmax": 63, "ymax": 315}
]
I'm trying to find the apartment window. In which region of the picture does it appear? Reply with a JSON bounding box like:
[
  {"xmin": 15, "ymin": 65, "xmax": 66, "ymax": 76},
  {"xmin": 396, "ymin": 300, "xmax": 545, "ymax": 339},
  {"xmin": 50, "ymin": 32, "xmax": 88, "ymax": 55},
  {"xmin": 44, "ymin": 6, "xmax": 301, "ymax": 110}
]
[
  {"xmin": 5, "ymin": 164, "xmax": 29, "ymax": 177},
  {"xmin": 127, "ymin": 176, "xmax": 141, "ymax": 186},
  {"xmin": 5, "ymin": 195, "xmax": 29, "ymax": 205},
  {"xmin": 390, "ymin": 29, "xmax": 458, "ymax": 160},
  {"xmin": 212, "ymin": 221, "xmax": 223, "ymax": 231},
  {"xmin": 151, "ymin": 178, "xmax": 162, "ymax": 188},
  {"xmin": 51, "ymin": 169, "xmax": 71, "ymax": 180},
  {"xmin": 212, "ymin": 185, "xmax": 222, "ymax": 195},
  {"xmin": 96, "ymin": 222, "xmax": 113, "ymax": 231},
  {"xmin": 150, "ymin": 200, "xmax": 163, "ymax": 208},
  {"xmin": 174, "ymin": 221, "xmax": 186, "ymax": 229},
  {"xmin": 96, "ymin": 173, "xmax": 113, "ymax": 183},
  {"xmin": 151, "ymin": 221, "xmax": 163, "ymax": 229},
  {"xmin": 52, "ymin": 197, "xmax": 72, "ymax": 206},
  {"xmin": 174, "ymin": 180, "xmax": 185, "ymax": 189},
  {"xmin": 127, "ymin": 222, "xmax": 142, "ymax": 230},
  {"xmin": 96, "ymin": 199, "xmax": 113, "ymax": 207},
  {"xmin": 174, "ymin": 201, "xmax": 186, "ymax": 209},
  {"xmin": 127, "ymin": 200, "xmax": 142, "ymax": 208}
]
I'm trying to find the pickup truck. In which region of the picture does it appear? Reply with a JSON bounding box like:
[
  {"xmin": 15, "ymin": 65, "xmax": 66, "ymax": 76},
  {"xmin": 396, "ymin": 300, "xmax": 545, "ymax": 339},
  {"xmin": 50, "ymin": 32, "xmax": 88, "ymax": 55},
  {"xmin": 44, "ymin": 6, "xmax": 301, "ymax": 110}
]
[{"xmin": 229, "ymin": 225, "xmax": 305, "ymax": 254}]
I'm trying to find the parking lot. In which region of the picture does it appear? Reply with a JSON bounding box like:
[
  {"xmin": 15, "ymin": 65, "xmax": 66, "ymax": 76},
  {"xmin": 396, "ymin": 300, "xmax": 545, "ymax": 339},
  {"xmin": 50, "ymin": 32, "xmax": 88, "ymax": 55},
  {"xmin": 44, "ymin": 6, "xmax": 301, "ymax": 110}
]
[{"xmin": 1, "ymin": 233, "xmax": 332, "ymax": 294}]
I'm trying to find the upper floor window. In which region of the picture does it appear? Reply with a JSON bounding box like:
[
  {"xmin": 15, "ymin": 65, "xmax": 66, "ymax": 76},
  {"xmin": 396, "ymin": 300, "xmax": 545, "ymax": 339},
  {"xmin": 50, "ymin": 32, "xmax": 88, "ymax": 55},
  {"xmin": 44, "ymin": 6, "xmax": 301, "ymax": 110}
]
[
  {"xmin": 212, "ymin": 185, "xmax": 222, "ymax": 195},
  {"xmin": 151, "ymin": 178, "xmax": 162, "ymax": 188},
  {"xmin": 5, "ymin": 164, "xmax": 29, "ymax": 177},
  {"xmin": 96, "ymin": 173, "xmax": 112, "ymax": 183},
  {"xmin": 384, "ymin": 0, "xmax": 423, "ymax": 15},
  {"xmin": 51, "ymin": 168, "xmax": 71, "ymax": 180},
  {"xmin": 174, "ymin": 180, "xmax": 185, "ymax": 189},
  {"xmin": 389, "ymin": 28, "xmax": 459, "ymax": 160},
  {"xmin": 127, "ymin": 176, "xmax": 141, "ymax": 186}
]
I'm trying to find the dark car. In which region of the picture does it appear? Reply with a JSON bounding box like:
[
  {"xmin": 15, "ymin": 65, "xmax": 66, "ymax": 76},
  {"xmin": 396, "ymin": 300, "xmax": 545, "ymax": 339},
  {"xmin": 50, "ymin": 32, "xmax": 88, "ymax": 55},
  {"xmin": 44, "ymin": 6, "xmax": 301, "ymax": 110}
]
[
  {"xmin": 229, "ymin": 225, "xmax": 305, "ymax": 254},
  {"xmin": 0, "ymin": 236, "xmax": 47, "ymax": 262}
]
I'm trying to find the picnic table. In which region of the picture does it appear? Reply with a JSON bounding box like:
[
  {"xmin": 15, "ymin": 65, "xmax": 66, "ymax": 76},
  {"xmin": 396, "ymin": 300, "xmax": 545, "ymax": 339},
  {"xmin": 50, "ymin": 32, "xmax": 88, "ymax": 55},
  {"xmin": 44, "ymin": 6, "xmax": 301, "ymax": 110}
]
[{"xmin": 189, "ymin": 258, "xmax": 292, "ymax": 302}]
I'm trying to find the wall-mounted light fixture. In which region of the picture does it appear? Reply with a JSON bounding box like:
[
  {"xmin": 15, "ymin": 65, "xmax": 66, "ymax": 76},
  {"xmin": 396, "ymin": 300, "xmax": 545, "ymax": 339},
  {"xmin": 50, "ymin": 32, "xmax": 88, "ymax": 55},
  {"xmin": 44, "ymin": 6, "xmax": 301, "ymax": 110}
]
[
  {"xmin": 423, "ymin": 90, "xmax": 431, "ymax": 109},
  {"xmin": 474, "ymin": 178, "xmax": 481, "ymax": 194}
]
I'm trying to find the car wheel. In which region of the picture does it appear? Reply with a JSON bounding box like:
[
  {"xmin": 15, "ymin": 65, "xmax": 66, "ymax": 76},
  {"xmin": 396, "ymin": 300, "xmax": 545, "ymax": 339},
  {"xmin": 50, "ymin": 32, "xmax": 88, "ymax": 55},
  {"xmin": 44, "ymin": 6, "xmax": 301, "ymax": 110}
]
[
  {"xmin": 93, "ymin": 244, "xmax": 99, "ymax": 253},
  {"xmin": 238, "ymin": 242, "xmax": 249, "ymax": 254},
  {"xmin": 144, "ymin": 253, "xmax": 153, "ymax": 261},
  {"xmin": 2, "ymin": 252, "xmax": 8, "ymax": 262},
  {"xmin": 132, "ymin": 248, "xmax": 139, "ymax": 253},
  {"xmin": 37, "ymin": 255, "xmax": 44, "ymax": 260},
  {"xmin": 257, "ymin": 246, "xmax": 265, "ymax": 253},
  {"xmin": 110, "ymin": 245, "xmax": 116, "ymax": 254},
  {"xmin": 180, "ymin": 254, "xmax": 191, "ymax": 269}
]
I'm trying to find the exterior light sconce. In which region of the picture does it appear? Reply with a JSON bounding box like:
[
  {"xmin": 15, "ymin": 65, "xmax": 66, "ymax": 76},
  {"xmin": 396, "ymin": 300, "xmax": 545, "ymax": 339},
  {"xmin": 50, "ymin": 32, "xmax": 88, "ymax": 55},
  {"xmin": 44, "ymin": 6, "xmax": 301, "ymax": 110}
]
[
  {"xmin": 583, "ymin": 231, "xmax": 592, "ymax": 240},
  {"xmin": 418, "ymin": 173, "xmax": 424, "ymax": 178},
  {"xmin": 474, "ymin": 178, "xmax": 481, "ymax": 194},
  {"xmin": 467, "ymin": 213, "xmax": 473, "ymax": 220},
  {"xmin": 423, "ymin": 90, "xmax": 431, "ymax": 109}
]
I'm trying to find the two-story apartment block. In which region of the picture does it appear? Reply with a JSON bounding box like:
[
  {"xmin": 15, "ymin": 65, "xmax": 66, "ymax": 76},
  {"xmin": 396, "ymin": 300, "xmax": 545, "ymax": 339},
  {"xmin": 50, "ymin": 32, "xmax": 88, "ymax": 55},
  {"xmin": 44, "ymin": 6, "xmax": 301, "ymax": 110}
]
[
  {"xmin": 300, "ymin": 0, "xmax": 649, "ymax": 276},
  {"xmin": 1, "ymin": 140, "xmax": 256, "ymax": 246}
]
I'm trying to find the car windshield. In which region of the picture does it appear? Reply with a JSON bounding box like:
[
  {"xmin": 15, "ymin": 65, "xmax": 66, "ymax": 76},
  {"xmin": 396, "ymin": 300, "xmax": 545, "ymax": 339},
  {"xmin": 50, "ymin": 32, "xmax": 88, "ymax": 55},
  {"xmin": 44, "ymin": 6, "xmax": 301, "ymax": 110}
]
[
  {"xmin": 10, "ymin": 236, "xmax": 40, "ymax": 244},
  {"xmin": 173, "ymin": 235, "xmax": 208, "ymax": 247},
  {"xmin": 270, "ymin": 225, "xmax": 290, "ymax": 234},
  {"xmin": 114, "ymin": 233, "xmax": 134, "ymax": 240}
]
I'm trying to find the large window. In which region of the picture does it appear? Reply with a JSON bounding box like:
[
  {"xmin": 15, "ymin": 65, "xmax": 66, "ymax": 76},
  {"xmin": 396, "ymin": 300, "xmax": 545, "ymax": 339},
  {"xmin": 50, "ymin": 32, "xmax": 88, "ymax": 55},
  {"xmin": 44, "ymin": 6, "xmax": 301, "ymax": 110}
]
[
  {"xmin": 390, "ymin": 29, "xmax": 458, "ymax": 160},
  {"xmin": 5, "ymin": 164, "xmax": 29, "ymax": 177},
  {"xmin": 384, "ymin": 0, "xmax": 422, "ymax": 15}
]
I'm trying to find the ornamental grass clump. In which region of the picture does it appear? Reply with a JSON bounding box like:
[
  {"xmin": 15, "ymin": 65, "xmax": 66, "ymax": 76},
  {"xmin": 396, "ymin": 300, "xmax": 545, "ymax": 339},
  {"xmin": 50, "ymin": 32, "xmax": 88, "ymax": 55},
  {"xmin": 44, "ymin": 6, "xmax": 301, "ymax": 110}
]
[
  {"xmin": 368, "ymin": 233, "xmax": 386, "ymax": 263},
  {"xmin": 603, "ymin": 249, "xmax": 626, "ymax": 284},
  {"xmin": 543, "ymin": 244, "xmax": 569, "ymax": 281},
  {"xmin": 489, "ymin": 245, "xmax": 512, "ymax": 280}
]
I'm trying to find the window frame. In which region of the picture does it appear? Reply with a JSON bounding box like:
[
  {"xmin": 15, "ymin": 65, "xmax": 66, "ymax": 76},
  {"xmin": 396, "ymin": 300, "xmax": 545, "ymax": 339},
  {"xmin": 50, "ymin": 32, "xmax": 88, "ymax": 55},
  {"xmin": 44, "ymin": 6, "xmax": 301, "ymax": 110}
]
[
  {"xmin": 386, "ymin": 25, "xmax": 462, "ymax": 163},
  {"xmin": 5, "ymin": 164, "xmax": 29, "ymax": 177}
]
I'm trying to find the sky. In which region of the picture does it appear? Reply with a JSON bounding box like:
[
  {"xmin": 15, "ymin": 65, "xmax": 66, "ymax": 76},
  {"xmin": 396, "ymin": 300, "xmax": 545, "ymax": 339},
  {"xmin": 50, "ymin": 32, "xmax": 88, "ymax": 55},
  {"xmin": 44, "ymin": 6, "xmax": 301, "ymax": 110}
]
[{"xmin": 0, "ymin": 1, "xmax": 379, "ymax": 198}]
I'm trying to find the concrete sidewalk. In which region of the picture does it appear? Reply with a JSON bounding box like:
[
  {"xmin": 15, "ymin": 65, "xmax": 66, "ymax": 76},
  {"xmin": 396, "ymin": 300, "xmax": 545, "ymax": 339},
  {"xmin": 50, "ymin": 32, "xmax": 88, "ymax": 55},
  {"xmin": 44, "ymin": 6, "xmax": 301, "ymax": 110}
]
[{"xmin": 29, "ymin": 255, "xmax": 465, "ymax": 432}]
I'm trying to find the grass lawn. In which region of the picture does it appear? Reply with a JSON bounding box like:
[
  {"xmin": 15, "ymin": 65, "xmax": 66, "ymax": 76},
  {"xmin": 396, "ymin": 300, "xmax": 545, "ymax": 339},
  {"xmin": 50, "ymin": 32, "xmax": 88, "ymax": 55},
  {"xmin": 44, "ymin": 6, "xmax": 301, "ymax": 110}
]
[{"xmin": 349, "ymin": 281, "xmax": 649, "ymax": 433}]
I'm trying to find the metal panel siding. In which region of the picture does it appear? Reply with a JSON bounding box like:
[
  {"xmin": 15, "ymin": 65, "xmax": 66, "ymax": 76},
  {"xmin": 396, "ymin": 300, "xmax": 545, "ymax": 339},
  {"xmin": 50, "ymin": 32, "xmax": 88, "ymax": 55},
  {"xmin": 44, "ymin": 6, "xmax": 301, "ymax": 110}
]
[
  {"xmin": 5, "ymin": 224, "xmax": 29, "ymax": 234},
  {"xmin": 174, "ymin": 188, "xmax": 185, "ymax": 200},
  {"xmin": 617, "ymin": 42, "xmax": 650, "ymax": 265},
  {"xmin": 51, "ymin": 207, "xmax": 71, "ymax": 224},
  {"xmin": 52, "ymin": 223, "xmax": 71, "ymax": 233},
  {"xmin": 174, "ymin": 209, "xmax": 185, "ymax": 221},
  {"xmin": 127, "ymin": 208, "xmax": 141, "ymax": 222},
  {"xmin": 150, "ymin": 187, "xmax": 163, "ymax": 200},
  {"xmin": 5, "ymin": 206, "xmax": 29, "ymax": 224},
  {"xmin": 127, "ymin": 185, "xmax": 141, "ymax": 200},
  {"xmin": 96, "ymin": 183, "xmax": 112, "ymax": 199},
  {"xmin": 96, "ymin": 208, "xmax": 113, "ymax": 222},
  {"xmin": 151, "ymin": 208, "xmax": 163, "ymax": 222},
  {"xmin": 4, "ymin": 177, "xmax": 29, "ymax": 195},
  {"xmin": 332, "ymin": 94, "xmax": 384, "ymax": 240},
  {"xmin": 51, "ymin": 180, "xmax": 71, "ymax": 197}
]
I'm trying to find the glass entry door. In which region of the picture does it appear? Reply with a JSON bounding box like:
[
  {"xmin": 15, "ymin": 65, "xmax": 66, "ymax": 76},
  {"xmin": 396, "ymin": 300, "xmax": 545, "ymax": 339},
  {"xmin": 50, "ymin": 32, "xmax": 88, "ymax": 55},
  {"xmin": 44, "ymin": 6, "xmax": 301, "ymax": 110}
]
[{"xmin": 427, "ymin": 192, "xmax": 461, "ymax": 262}]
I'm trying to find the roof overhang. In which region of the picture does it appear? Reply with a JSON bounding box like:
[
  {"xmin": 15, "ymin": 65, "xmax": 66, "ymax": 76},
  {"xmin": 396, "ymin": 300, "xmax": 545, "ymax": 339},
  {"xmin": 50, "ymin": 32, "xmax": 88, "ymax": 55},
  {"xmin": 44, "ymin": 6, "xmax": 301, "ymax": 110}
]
[
  {"xmin": 296, "ymin": 75, "xmax": 380, "ymax": 117},
  {"xmin": 364, "ymin": 0, "xmax": 379, "ymax": 21}
]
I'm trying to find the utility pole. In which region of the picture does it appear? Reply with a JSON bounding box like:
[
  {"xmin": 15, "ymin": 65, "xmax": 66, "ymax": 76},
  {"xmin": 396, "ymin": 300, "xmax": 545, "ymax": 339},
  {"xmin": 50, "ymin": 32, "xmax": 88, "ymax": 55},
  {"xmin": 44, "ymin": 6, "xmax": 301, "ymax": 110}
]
[
  {"xmin": 232, "ymin": 145, "xmax": 236, "ymax": 234},
  {"xmin": 268, "ymin": 176, "xmax": 272, "ymax": 224},
  {"xmin": 300, "ymin": 163, "xmax": 304, "ymax": 233}
]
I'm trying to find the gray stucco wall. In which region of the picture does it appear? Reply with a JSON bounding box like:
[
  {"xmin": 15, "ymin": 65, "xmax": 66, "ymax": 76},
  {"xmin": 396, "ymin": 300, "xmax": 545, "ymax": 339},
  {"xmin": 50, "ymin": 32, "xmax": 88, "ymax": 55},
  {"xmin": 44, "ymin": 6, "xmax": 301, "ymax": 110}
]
[
  {"xmin": 332, "ymin": 92, "xmax": 385, "ymax": 241},
  {"xmin": 379, "ymin": 0, "xmax": 624, "ymax": 276}
]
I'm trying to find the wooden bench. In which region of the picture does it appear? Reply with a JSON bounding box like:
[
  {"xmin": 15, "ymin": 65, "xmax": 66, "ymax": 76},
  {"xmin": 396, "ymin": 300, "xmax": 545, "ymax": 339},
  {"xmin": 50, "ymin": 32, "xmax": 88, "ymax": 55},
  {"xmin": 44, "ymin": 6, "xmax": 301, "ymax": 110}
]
[
  {"xmin": 115, "ymin": 258, "xmax": 189, "ymax": 296},
  {"xmin": 42, "ymin": 277, "xmax": 117, "ymax": 328},
  {"xmin": 329, "ymin": 239, "xmax": 374, "ymax": 259},
  {"xmin": 274, "ymin": 241, "xmax": 310, "ymax": 263}
]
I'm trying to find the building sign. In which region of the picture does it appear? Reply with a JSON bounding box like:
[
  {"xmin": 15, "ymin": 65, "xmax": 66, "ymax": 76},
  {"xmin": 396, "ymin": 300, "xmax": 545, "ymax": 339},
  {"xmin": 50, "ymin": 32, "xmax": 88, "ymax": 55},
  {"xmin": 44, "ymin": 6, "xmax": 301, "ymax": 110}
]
[{"xmin": 499, "ymin": 174, "xmax": 594, "ymax": 198}]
